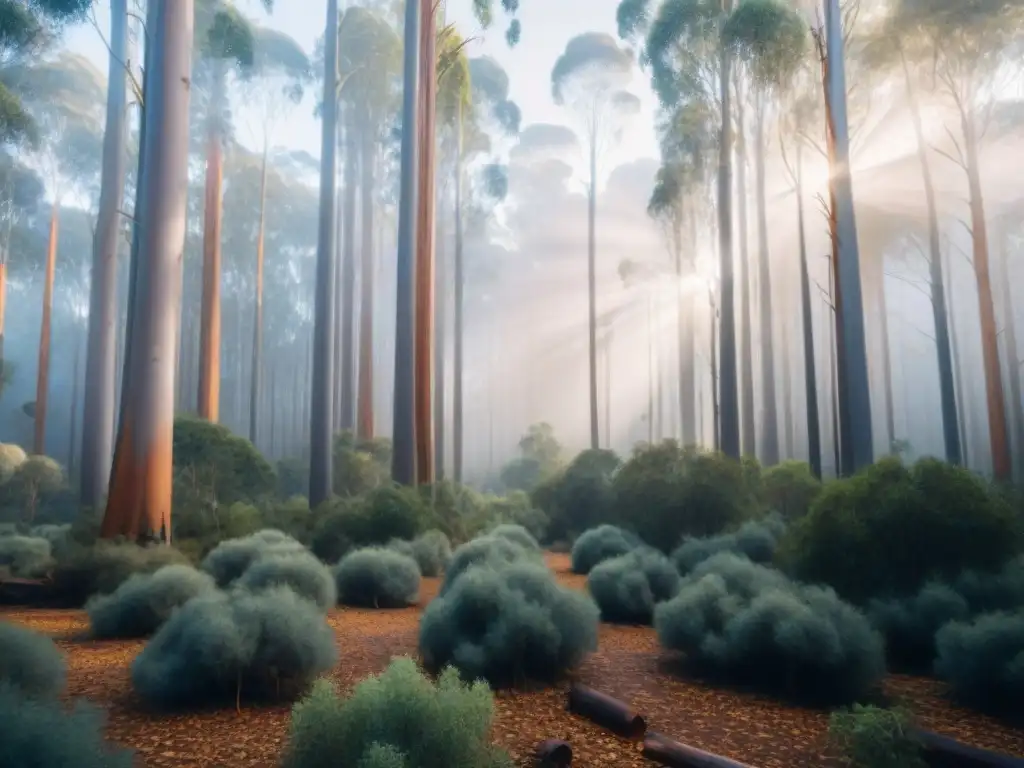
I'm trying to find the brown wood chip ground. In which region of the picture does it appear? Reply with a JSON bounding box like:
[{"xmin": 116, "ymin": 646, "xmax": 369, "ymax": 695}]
[{"xmin": 2, "ymin": 552, "xmax": 1021, "ymax": 767}]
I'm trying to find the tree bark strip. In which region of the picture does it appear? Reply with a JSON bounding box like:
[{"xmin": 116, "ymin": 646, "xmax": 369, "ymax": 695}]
[
  {"xmin": 452, "ymin": 100, "xmax": 465, "ymax": 481},
  {"xmin": 339, "ymin": 116, "xmax": 358, "ymax": 432},
  {"xmin": 357, "ymin": 122, "xmax": 375, "ymax": 439},
  {"xmin": 795, "ymin": 145, "xmax": 821, "ymax": 477},
  {"xmin": 753, "ymin": 95, "xmax": 778, "ymax": 465},
  {"xmin": 734, "ymin": 88, "xmax": 755, "ymax": 457},
  {"xmin": 34, "ymin": 205, "xmax": 59, "ymax": 455},
  {"xmin": 249, "ymin": 138, "xmax": 269, "ymax": 445}
]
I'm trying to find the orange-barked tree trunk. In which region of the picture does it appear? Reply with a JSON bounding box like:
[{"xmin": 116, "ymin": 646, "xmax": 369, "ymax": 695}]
[
  {"xmin": 249, "ymin": 137, "xmax": 269, "ymax": 445},
  {"xmin": 34, "ymin": 205, "xmax": 60, "ymax": 455},
  {"xmin": 413, "ymin": 0, "xmax": 437, "ymax": 486},
  {"xmin": 357, "ymin": 119, "xmax": 375, "ymax": 439},
  {"xmin": 101, "ymin": 0, "xmax": 194, "ymax": 542}
]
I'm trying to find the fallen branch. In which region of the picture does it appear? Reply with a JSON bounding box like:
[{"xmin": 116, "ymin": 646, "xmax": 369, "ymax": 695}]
[
  {"xmin": 641, "ymin": 732, "xmax": 753, "ymax": 768},
  {"xmin": 915, "ymin": 729, "xmax": 1024, "ymax": 768},
  {"xmin": 535, "ymin": 738, "xmax": 572, "ymax": 767},
  {"xmin": 566, "ymin": 684, "xmax": 646, "ymax": 740}
]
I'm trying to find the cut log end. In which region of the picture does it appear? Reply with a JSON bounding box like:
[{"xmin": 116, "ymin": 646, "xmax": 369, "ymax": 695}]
[
  {"xmin": 566, "ymin": 684, "xmax": 647, "ymax": 741},
  {"xmin": 535, "ymin": 738, "xmax": 572, "ymax": 767}
]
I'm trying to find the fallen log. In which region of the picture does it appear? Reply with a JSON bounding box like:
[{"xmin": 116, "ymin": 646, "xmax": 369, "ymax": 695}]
[
  {"xmin": 535, "ymin": 738, "xmax": 572, "ymax": 767},
  {"xmin": 915, "ymin": 729, "xmax": 1024, "ymax": 768},
  {"xmin": 566, "ymin": 684, "xmax": 646, "ymax": 740},
  {"xmin": 0, "ymin": 577, "xmax": 57, "ymax": 606},
  {"xmin": 641, "ymin": 732, "xmax": 753, "ymax": 768}
]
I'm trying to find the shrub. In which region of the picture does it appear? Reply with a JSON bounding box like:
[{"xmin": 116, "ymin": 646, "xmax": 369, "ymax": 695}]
[
  {"xmin": 588, "ymin": 547, "xmax": 680, "ymax": 625},
  {"xmin": 0, "ymin": 535, "xmax": 53, "ymax": 577},
  {"xmin": 613, "ymin": 442, "xmax": 756, "ymax": 550},
  {"xmin": 387, "ymin": 530, "xmax": 451, "ymax": 577},
  {"xmin": 235, "ymin": 550, "xmax": 336, "ymax": 612},
  {"xmin": 781, "ymin": 457, "xmax": 1021, "ymax": 603},
  {"xmin": 200, "ymin": 529, "xmax": 307, "ymax": 588},
  {"xmin": 5, "ymin": 456, "xmax": 65, "ymax": 522},
  {"xmin": 868, "ymin": 584, "xmax": 971, "ymax": 672},
  {"xmin": 173, "ymin": 500, "xmax": 264, "ymax": 553},
  {"xmin": 672, "ymin": 514, "xmax": 787, "ymax": 574},
  {"xmin": 533, "ymin": 449, "xmax": 621, "ymax": 542},
  {"xmin": 282, "ymin": 656, "xmax": 512, "ymax": 768},
  {"xmin": 488, "ymin": 523, "xmax": 539, "ymax": 552},
  {"xmin": 416, "ymin": 481, "xmax": 492, "ymax": 543},
  {"xmin": 87, "ymin": 564, "xmax": 217, "ymax": 639},
  {"xmin": 570, "ymin": 525, "xmax": 639, "ymax": 575},
  {"xmin": 827, "ymin": 704, "xmax": 925, "ymax": 768},
  {"xmin": 0, "ymin": 682, "xmax": 134, "ymax": 768},
  {"xmin": 952, "ymin": 555, "xmax": 1024, "ymax": 613},
  {"xmin": 173, "ymin": 416, "xmax": 276, "ymax": 504},
  {"xmin": 486, "ymin": 491, "xmax": 548, "ymax": 543},
  {"xmin": 419, "ymin": 560, "xmax": 599, "ymax": 688},
  {"xmin": 334, "ymin": 548, "xmax": 420, "ymax": 608},
  {"xmin": 933, "ymin": 611, "xmax": 1024, "ymax": 713},
  {"xmin": 354, "ymin": 486, "xmax": 429, "ymax": 544},
  {"xmin": 310, "ymin": 499, "xmax": 362, "ymax": 563},
  {"xmin": 0, "ymin": 443, "xmax": 27, "ymax": 485},
  {"xmin": 654, "ymin": 553, "xmax": 885, "ymax": 705},
  {"xmin": 51, "ymin": 541, "xmax": 190, "ymax": 607},
  {"xmin": 131, "ymin": 586, "xmax": 337, "ymax": 708},
  {"xmin": 760, "ymin": 461, "xmax": 822, "ymax": 521},
  {"xmin": 441, "ymin": 535, "xmax": 538, "ymax": 594},
  {"xmin": 0, "ymin": 621, "xmax": 66, "ymax": 698}
]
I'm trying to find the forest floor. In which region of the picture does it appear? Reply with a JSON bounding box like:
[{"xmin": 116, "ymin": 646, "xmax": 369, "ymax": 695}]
[{"xmin": 3, "ymin": 552, "xmax": 1023, "ymax": 768}]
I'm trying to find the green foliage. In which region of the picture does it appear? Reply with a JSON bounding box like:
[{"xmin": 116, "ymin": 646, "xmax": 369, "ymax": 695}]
[
  {"xmin": 781, "ymin": 457, "xmax": 1022, "ymax": 603},
  {"xmin": 0, "ymin": 621, "xmax": 65, "ymax": 698},
  {"xmin": 722, "ymin": 0, "xmax": 808, "ymax": 88},
  {"xmin": 488, "ymin": 523, "xmax": 539, "ymax": 552},
  {"xmin": 867, "ymin": 584, "xmax": 971, "ymax": 672},
  {"xmin": 484, "ymin": 491, "xmax": 548, "ymax": 543},
  {"xmin": 934, "ymin": 611, "xmax": 1024, "ymax": 714},
  {"xmin": 282, "ymin": 657, "xmax": 512, "ymax": 768},
  {"xmin": 386, "ymin": 530, "xmax": 451, "ymax": 577},
  {"xmin": 671, "ymin": 514, "xmax": 787, "ymax": 574},
  {"xmin": 587, "ymin": 547, "xmax": 680, "ymax": 624},
  {"xmin": 51, "ymin": 541, "xmax": 191, "ymax": 607},
  {"xmin": 533, "ymin": 448, "xmax": 621, "ymax": 542},
  {"xmin": 0, "ymin": 534, "xmax": 52, "ymax": 577},
  {"xmin": 499, "ymin": 423, "xmax": 564, "ymax": 493},
  {"xmin": 236, "ymin": 550, "xmax": 337, "ymax": 612},
  {"xmin": 0, "ymin": 682, "xmax": 134, "ymax": 768},
  {"xmin": 419, "ymin": 560, "xmax": 599, "ymax": 688},
  {"xmin": 310, "ymin": 499, "xmax": 362, "ymax": 564},
  {"xmin": 334, "ymin": 548, "xmax": 421, "ymax": 608},
  {"xmin": 828, "ymin": 705, "xmax": 925, "ymax": 768},
  {"xmin": 200, "ymin": 529, "xmax": 307, "ymax": 588},
  {"xmin": 131, "ymin": 586, "xmax": 337, "ymax": 708},
  {"xmin": 173, "ymin": 417, "xmax": 276, "ymax": 505},
  {"xmin": 654, "ymin": 553, "xmax": 885, "ymax": 705},
  {"xmin": 759, "ymin": 461, "xmax": 821, "ymax": 520},
  {"xmin": 314, "ymin": 487, "xmax": 429, "ymax": 560},
  {"xmin": 613, "ymin": 442, "xmax": 757, "ymax": 550},
  {"xmin": 440, "ymin": 534, "xmax": 540, "ymax": 595},
  {"xmin": 333, "ymin": 432, "xmax": 390, "ymax": 497},
  {"xmin": 277, "ymin": 458, "xmax": 309, "ymax": 498},
  {"xmin": 570, "ymin": 524, "xmax": 640, "ymax": 575},
  {"xmin": 498, "ymin": 457, "xmax": 544, "ymax": 492},
  {"xmin": 173, "ymin": 500, "xmax": 265, "ymax": 553},
  {"xmin": 2, "ymin": 455, "xmax": 65, "ymax": 521},
  {"xmin": 416, "ymin": 481, "xmax": 492, "ymax": 543},
  {"xmin": 86, "ymin": 564, "xmax": 217, "ymax": 639}
]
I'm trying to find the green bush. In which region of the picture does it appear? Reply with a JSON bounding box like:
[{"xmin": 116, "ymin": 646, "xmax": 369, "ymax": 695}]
[
  {"xmin": 570, "ymin": 524, "xmax": 639, "ymax": 575},
  {"xmin": 51, "ymin": 541, "xmax": 191, "ymax": 607},
  {"xmin": 781, "ymin": 457, "xmax": 1022, "ymax": 603},
  {"xmin": 654, "ymin": 553, "xmax": 885, "ymax": 705},
  {"xmin": 613, "ymin": 442, "xmax": 756, "ymax": 551},
  {"xmin": 262, "ymin": 497, "xmax": 315, "ymax": 543},
  {"xmin": 419, "ymin": 560, "xmax": 599, "ymax": 688},
  {"xmin": 334, "ymin": 548, "xmax": 420, "ymax": 608},
  {"xmin": 868, "ymin": 584, "xmax": 970, "ymax": 672},
  {"xmin": 440, "ymin": 535, "xmax": 539, "ymax": 595},
  {"xmin": 488, "ymin": 523, "xmax": 539, "ymax": 552},
  {"xmin": 131, "ymin": 586, "xmax": 337, "ymax": 708},
  {"xmin": 0, "ymin": 534, "xmax": 53, "ymax": 577},
  {"xmin": 827, "ymin": 704, "xmax": 925, "ymax": 768},
  {"xmin": 760, "ymin": 461, "xmax": 821, "ymax": 521},
  {"xmin": 282, "ymin": 656, "xmax": 512, "ymax": 768},
  {"xmin": 415, "ymin": 481, "xmax": 492, "ymax": 543},
  {"xmin": 587, "ymin": 547, "xmax": 680, "ymax": 625},
  {"xmin": 387, "ymin": 530, "xmax": 451, "ymax": 577},
  {"xmin": 3, "ymin": 456, "xmax": 65, "ymax": 522},
  {"xmin": 0, "ymin": 682, "xmax": 134, "ymax": 768},
  {"xmin": 276, "ymin": 458, "xmax": 309, "ymax": 498},
  {"xmin": 235, "ymin": 550, "xmax": 337, "ymax": 612},
  {"xmin": 200, "ymin": 529, "xmax": 307, "ymax": 588},
  {"xmin": 672, "ymin": 514, "xmax": 787, "ymax": 575},
  {"xmin": 0, "ymin": 443, "xmax": 27, "ymax": 485},
  {"xmin": 86, "ymin": 564, "xmax": 217, "ymax": 639},
  {"xmin": 310, "ymin": 499, "xmax": 362, "ymax": 563},
  {"xmin": 173, "ymin": 416, "xmax": 276, "ymax": 504},
  {"xmin": 533, "ymin": 449, "xmax": 621, "ymax": 542},
  {"xmin": 485, "ymin": 491, "xmax": 548, "ymax": 543},
  {"xmin": 0, "ymin": 622, "xmax": 66, "ymax": 698},
  {"xmin": 934, "ymin": 611, "xmax": 1024, "ymax": 714}
]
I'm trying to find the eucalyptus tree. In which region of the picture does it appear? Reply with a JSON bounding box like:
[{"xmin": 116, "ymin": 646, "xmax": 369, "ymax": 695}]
[
  {"xmin": 723, "ymin": 0, "xmax": 808, "ymax": 466},
  {"xmin": 550, "ymin": 32, "xmax": 639, "ymax": 451},
  {"xmin": 101, "ymin": 0, "xmax": 195, "ymax": 542}
]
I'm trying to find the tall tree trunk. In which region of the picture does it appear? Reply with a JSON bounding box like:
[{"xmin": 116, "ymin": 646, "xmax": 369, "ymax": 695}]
[
  {"xmin": 68, "ymin": 334, "xmax": 82, "ymax": 473},
  {"xmin": 586, "ymin": 120, "xmax": 600, "ymax": 450},
  {"xmin": 710, "ymin": 291, "xmax": 720, "ymax": 452},
  {"xmin": 413, "ymin": 0, "xmax": 437, "ymax": 485},
  {"xmin": 249, "ymin": 138, "xmax": 269, "ymax": 446},
  {"xmin": 434, "ymin": 209, "xmax": 446, "ymax": 479},
  {"xmin": 357, "ymin": 122, "xmax": 375, "ymax": 439},
  {"xmin": 781, "ymin": 302, "xmax": 795, "ymax": 458},
  {"xmin": 796, "ymin": 145, "xmax": 821, "ymax": 477},
  {"xmin": 824, "ymin": 0, "xmax": 873, "ymax": 473},
  {"xmin": 268, "ymin": 363, "xmax": 276, "ymax": 456},
  {"xmin": 332, "ymin": 129, "xmax": 344, "ymax": 433},
  {"xmin": 34, "ymin": 205, "xmax": 59, "ymax": 455},
  {"xmin": 452, "ymin": 102, "xmax": 465, "ymax": 481},
  {"xmin": 80, "ymin": 0, "xmax": 127, "ymax": 505},
  {"xmin": 997, "ymin": 226, "xmax": 1024, "ymax": 478},
  {"xmin": 340, "ymin": 117, "xmax": 357, "ymax": 432},
  {"xmin": 875, "ymin": 264, "xmax": 896, "ymax": 451},
  {"xmin": 717, "ymin": 0, "xmax": 739, "ymax": 458},
  {"xmin": 197, "ymin": 60, "xmax": 224, "ymax": 423},
  {"xmin": 647, "ymin": 293, "xmax": 654, "ymax": 443},
  {"xmin": 309, "ymin": 0, "xmax": 339, "ymax": 506},
  {"xmin": 391, "ymin": 0, "xmax": 421, "ymax": 485},
  {"xmin": 961, "ymin": 111, "xmax": 1010, "ymax": 480},
  {"xmin": 753, "ymin": 95, "xmax": 778, "ymax": 465},
  {"xmin": 901, "ymin": 51, "xmax": 960, "ymax": 464},
  {"xmin": 101, "ymin": 0, "xmax": 193, "ymax": 542},
  {"xmin": 605, "ymin": 326, "xmax": 613, "ymax": 445},
  {"xmin": 944, "ymin": 248, "xmax": 969, "ymax": 466},
  {"xmin": 675, "ymin": 208, "xmax": 696, "ymax": 444},
  {"xmin": 735, "ymin": 89, "xmax": 755, "ymax": 457}
]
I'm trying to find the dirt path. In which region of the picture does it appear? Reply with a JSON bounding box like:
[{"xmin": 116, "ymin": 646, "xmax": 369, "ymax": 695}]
[{"xmin": 1, "ymin": 553, "xmax": 1021, "ymax": 767}]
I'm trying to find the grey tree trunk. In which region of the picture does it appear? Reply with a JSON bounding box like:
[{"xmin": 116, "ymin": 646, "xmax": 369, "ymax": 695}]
[
  {"xmin": 735, "ymin": 92, "xmax": 755, "ymax": 457},
  {"xmin": 998, "ymin": 229, "xmax": 1024, "ymax": 478},
  {"xmin": 796, "ymin": 146, "xmax": 821, "ymax": 477},
  {"xmin": 249, "ymin": 139, "xmax": 268, "ymax": 446},
  {"xmin": 944, "ymin": 247, "xmax": 969, "ymax": 466},
  {"xmin": 452, "ymin": 104, "xmax": 464, "ymax": 482},
  {"xmin": 587, "ymin": 123, "xmax": 599, "ymax": 449},
  {"xmin": 826, "ymin": 0, "xmax": 873, "ymax": 473},
  {"xmin": 676, "ymin": 208, "xmax": 696, "ymax": 444},
  {"xmin": 717, "ymin": 0, "xmax": 739, "ymax": 458},
  {"xmin": 391, "ymin": 0, "xmax": 421, "ymax": 485},
  {"xmin": 339, "ymin": 116, "xmax": 357, "ymax": 431},
  {"xmin": 81, "ymin": 0, "xmax": 128, "ymax": 509},
  {"xmin": 309, "ymin": 0, "xmax": 339, "ymax": 506},
  {"xmin": 332, "ymin": 118, "xmax": 344, "ymax": 432},
  {"xmin": 754, "ymin": 97, "xmax": 778, "ymax": 465},
  {"xmin": 434, "ymin": 197, "xmax": 446, "ymax": 480},
  {"xmin": 357, "ymin": 120, "xmax": 376, "ymax": 439},
  {"xmin": 874, "ymin": 262, "xmax": 896, "ymax": 451}
]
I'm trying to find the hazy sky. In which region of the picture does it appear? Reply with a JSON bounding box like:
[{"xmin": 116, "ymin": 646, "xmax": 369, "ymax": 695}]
[{"xmin": 65, "ymin": 0, "xmax": 661, "ymax": 171}]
